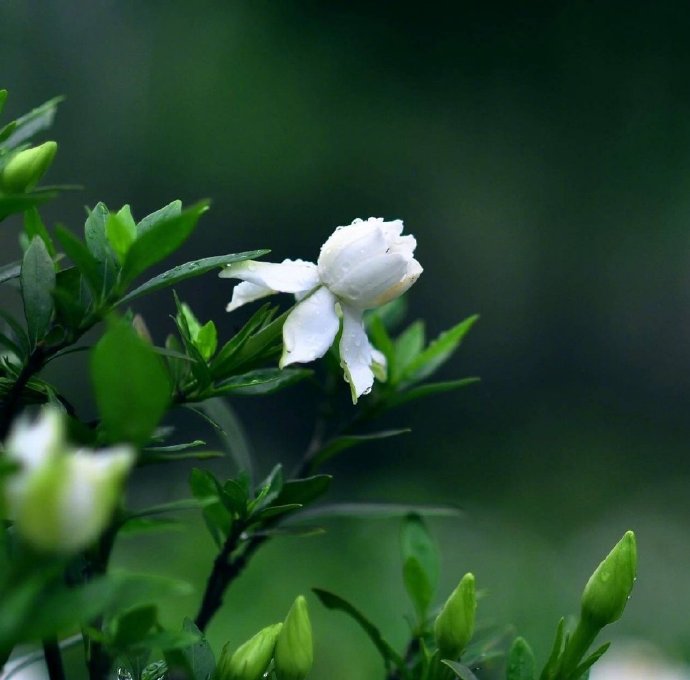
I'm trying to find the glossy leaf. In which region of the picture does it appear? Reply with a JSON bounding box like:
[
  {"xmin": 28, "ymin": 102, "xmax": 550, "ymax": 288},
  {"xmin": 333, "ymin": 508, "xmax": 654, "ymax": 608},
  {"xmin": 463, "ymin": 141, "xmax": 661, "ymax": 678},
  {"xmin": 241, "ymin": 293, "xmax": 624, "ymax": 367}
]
[
  {"xmin": 212, "ymin": 367, "xmax": 311, "ymax": 397},
  {"xmin": 137, "ymin": 199, "xmax": 181, "ymax": 235},
  {"xmin": 91, "ymin": 317, "xmax": 171, "ymax": 445},
  {"xmin": 117, "ymin": 250, "xmax": 268, "ymax": 304},
  {"xmin": 121, "ymin": 201, "xmax": 209, "ymax": 286},
  {"xmin": 106, "ymin": 210, "xmax": 137, "ymax": 263},
  {"xmin": 21, "ymin": 236, "xmax": 55, "ymax": 346},
  {"xmin": 402, "ymin": 315, "xmax": 479, "ymax": 385}
]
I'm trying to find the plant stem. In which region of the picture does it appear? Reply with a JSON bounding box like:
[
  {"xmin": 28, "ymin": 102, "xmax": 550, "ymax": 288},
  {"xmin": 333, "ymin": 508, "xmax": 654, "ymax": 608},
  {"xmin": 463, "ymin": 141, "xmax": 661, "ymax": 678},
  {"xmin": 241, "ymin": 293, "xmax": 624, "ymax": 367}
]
[
  {"xmin": 195, "ymin": 523, "xmax": 267, "ymax": 631},
  {"xmin": 0, "ymin": 346, "xmax": 44, "ymax": 439},
  {"xmin": 557, "ymin": 618, "xmax": 598, "ymax": 679},
  {"xmin": 43, "ymin": 637, "xmax": 66, "ymax": 680}
]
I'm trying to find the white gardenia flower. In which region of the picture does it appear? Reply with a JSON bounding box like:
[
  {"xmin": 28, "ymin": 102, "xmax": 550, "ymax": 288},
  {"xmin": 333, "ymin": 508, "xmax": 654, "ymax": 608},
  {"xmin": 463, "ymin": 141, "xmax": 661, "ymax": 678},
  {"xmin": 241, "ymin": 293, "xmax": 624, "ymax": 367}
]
[
  {"xmin": 589, "ymin": 646, "xmax": 690, "ymax": 680},
  {"xmin": 2, "ymin": 408, "xmax": 134, "ymax": 553},
  {"xmin": 220, "ymin": 217, "xmax": 422, "ymax": 401}
]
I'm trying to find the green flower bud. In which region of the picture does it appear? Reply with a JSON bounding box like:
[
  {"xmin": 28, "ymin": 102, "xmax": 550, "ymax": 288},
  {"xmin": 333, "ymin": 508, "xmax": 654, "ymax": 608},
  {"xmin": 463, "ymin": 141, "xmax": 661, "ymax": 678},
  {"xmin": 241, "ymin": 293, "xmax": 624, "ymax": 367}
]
[
  {"xmin": 433, "ymin": 572, "xmax": 476, "ymax": 659},
  {"xmin": 216, "ymin": 623, "xmax": 282, "ymax": 680},
  {"xmin": 274, "ymin": 596, "xmax": 313, "ymax": 680},
  {"xmin": 581, "ymin": 530, "xmax": 637, "ymax": 630},
  {"xmin": 1, "ymin": 141, "xmax": 57, "ymax": 193}
]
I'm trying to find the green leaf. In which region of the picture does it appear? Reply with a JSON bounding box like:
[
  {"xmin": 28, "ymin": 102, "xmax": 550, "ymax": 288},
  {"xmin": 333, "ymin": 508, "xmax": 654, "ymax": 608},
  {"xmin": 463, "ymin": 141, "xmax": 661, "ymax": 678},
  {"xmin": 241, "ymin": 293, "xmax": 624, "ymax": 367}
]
[
  {"xmin": 117, "ymin": 250, "xmax": 269, "ymax": 304},
  {"xmin": 251, "ymin": 463, "xmax": 284, "ymax": 512},
  {"xmin": 401, "ymin": 514, "xmax": 439, "ymax": 621},
  {"xmin": 1, "ymin": 96, "xmax": 62, "ymax": 149},
  {"xmin": 221, "ymin": 478, "xmax": 248, "ymax": 516},
  {"xmin": 52, "ymin": 267, "xmax": 89, "ymax": 330},
  {"xmin": 0, "ymin": 309, "xmax": 29, "ymax": 355},
  {"xmin": 0, "ymin": 89, "xmax": 7, "ymax": 116},
  {"xmin": 121, "ymin": 201, "xmax": 210, "ymax": 286},
  {"xmin": 291, "ymin": 503, "xmax": 461, "ymax": 522},
  {"xmin": 91, "ymin": 317, "xmax": 171, "ymax": 445},
  {"xmin": 196, "ymin": 321, "xmax": 217, "ymax": 361},
  {"xmin": 106, "ymin": 209, "xmax": 137, "ymax": 263},
  {"xmin": 311, "ymin": 429, "xmax": 410, "ymax": 470},
  {"xmin": 118, "ymin": 516, "xmax": 183, "ymax": 536},
  {"xmin": 255, "ymin": 503, "xmax": 302, "ymax": 521},
  {"xmin": 541, "ymin": 618, "xmax": 565, "ymax": 680},
  {"xmin": 274, "ymin": 475, "xmax": 332, "ymax": 507},
  {"xmin": 0, "ymin": 190, "xmax": 59, "ymax": 222},
  {"xmin": 402, "ymin": 315, "xmax": 479, "ymax": 385},
  {"xmin": 84, "ymin": 202, "xmax": 114, "ymax": 263},
  {"xmin": 54, "ymin": 224, "xmax": 103, "ymax": 296},
  {"xmin": 189, "ymin": 467, "xmax": 221, "ymax": 500},
  {"xmin": 112, "ymin": 605, "xmax": 158, "ymax": 649},
  {"xmin": 312, "ymin": 588, "xmax": 408, "ymax": 677},
  {"xmin": 386, "ymin": 378, "xmax": 480, "ymax": 409},
  {"xmin": 23, "ymin": 208, "xmax": 56, "ymax": 257},
  {"xmin": 0, "ymin": 260, "xmax": 21, "ymax": 285},
  {"xmin": 21, "ymin": 236, "xmax": 55, "ymax": 346},
  {"xmin": 507, "ymin": 637, "xmax": 535, "ymax": 680},
  {"xmin": 571, "ymin": 643, "xmax": 610, "ymax": 680},
  {"xmin": 137, "ymin": 199, "xmax": 182, "ymax": 235},
  {"xmin": 212, "ymin": 367, "xmax": 311, "ymax": 396},
  {"xmin": 164, "ymin": 619, "xmax": 215, "ymax": 680},
  {"xmin": 441, "ymin": 660, "xmax": 480, "ymax": 680},
  {"xmin": 393, "ymin": 320, "xmax": 426, "ymax": 381},
  {"xmin": 191, "ymin": 398, "xmax": 254, "ymax": 483}
]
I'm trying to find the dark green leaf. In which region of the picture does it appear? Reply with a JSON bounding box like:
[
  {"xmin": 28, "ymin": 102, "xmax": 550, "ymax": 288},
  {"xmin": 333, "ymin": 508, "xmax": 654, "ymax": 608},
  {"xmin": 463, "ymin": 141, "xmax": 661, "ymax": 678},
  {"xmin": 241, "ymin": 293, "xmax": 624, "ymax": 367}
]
[
  {"xmin": 124, "ymin": 498, "xmax": 207, "ymax": 522},
  {"xmin": 507, "ymin": 637, "xmax": 535, "ymax": 680},
  {"xmin": 119, "ymin": 517, "xmax": 183, "ymax": 536},
  {"xmin": 191, "ymin": 398, "xmax": 254, "ymax": 483},
  {"xmin": 137, "ymin": 200, "xmax": 182, "ymax": 235},
  {"xmin": 401, "ymin": 514, "xmax": 438, "ymax": 621},
  {"xmin": 54, "ymin": 224, "xmax": 103, "ymax": 296},
  {"xmin": 2, "ymin": 96, "xmax": 62, "ymax": 149},
  {"xmin": 91, "ymin": 317, "xmax": 171, "ymax": 445},
  {"xmin": 291, "ymin": 503, "xmax": 461, "ymax": 522},
  {"xmin": 23, "ymin": 208, "xmax": 55, "ymax": 257},
  {"xmin": 0, "ymin": 309, "xmax": 29, "ymax": 354},
  {"xmin": 0, "ymin": 260, "xmax": 20, "ymax": 285},
  {"xmin": 21, "ymin": 236, "xmax": 55, "ymax": 346},
  {"xmin": 0, "ymin": 191, "xmax": 59, "ymax": 221},
  {"xmin": 402, "ymin": 315, "xmax": 479, "ymax": 385},
  {"xmin": 312, "ymin": 589, "xmax": 407, "ymax": 676},
  {"xmin": 221, "ymin": 479, "xmax": 248, "ymax": 516},
  {"xmin": 189, "ymin": 468, "xmax": 220, "ymax": 500},
  {"xmin": 112, "ymin": 605, "xmax": 158, "ymax": 649},
  {"xmin": 212, "ymin": 367, "xmax": 311, "ymax": 396},
  {"xmin": 117, "ymin": 250, "xmax": 268, "ymax": 304},
  {"xmin": 164, "ymin": 619, "xmax": 215, "ymax": 680},
  {"xmin": 386, "ymin": 378, "xmax": 480, "ymax": 409},
  {"xmin": 255, "ymin": 503, "xmax": 302, "ymax": 521},
  {"xmin": 311, "ymin": 429, "xmax": 410, "ymax": 469},
  {"xmin": 441, "ymin": 660, "xmax": 480, "ymax": 680},
  {"xmin": 274, "ymin": 475, "xmax": 332, "ymax": 507},
  {"xmin": 52, "ymin": 267, "xmax": 89, "ymax": 330},
  {"xmin": 121, "ymin": 201, "xmax": 210, "ymax": 286}
]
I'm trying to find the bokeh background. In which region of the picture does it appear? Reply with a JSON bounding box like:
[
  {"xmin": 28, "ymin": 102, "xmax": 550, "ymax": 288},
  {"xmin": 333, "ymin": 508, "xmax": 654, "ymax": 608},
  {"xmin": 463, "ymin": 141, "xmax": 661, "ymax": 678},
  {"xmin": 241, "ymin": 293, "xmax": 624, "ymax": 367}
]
[{"xmin": 2, "ymin": 2, "xmax": 690, "ymax": 677}]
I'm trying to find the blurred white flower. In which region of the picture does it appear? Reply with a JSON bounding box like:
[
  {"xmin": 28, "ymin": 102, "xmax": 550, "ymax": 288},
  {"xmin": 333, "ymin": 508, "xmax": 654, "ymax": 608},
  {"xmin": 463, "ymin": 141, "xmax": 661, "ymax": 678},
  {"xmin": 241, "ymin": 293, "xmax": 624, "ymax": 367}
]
[
  {"xmin": 220, "ymin": 217, "xmax": 422, "ymax": 401},
  {"xmin": 590, "ymin": 645, "xmax": 690, "ymax": 680},
  {"xmin": 2, "ymin": 408, "xmax": 134, "ymax": 553}
]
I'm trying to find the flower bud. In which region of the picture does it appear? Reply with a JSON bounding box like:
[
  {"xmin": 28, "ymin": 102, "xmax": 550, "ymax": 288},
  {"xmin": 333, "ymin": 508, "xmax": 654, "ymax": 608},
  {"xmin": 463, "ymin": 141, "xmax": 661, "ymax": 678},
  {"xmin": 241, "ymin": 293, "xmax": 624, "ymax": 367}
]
[
  {"xmin": 274, "ymin": 596, "xmax": 313, "ymax": 680},
  {"xmin": 2, "ymin": 408, "xmax": 134, "ymax": 553},
  {"xmin": 434, "ymin": 573, "xmax": 476, "ymax": 659},
  {"xmin": 1, "ymin": 141, "xmax": 57, "ymax": 193},
  {"xmin": 581, "ymin": 530, "xmax": 637, "ymax": 630},
  {"xmin": 216, "ymin": 623, "xmax": 282, "ymax": 680}
]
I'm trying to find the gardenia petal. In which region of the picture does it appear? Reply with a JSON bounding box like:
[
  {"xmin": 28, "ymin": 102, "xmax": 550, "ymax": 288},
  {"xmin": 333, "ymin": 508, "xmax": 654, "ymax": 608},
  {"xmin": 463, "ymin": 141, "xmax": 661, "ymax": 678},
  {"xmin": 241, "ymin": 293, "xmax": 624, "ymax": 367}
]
[
  {"xmin": 220, "ymin": 259, "xmax": 319, "ymax": 295},
  {"xmin": 339, "ymin": 305, "xmax": 377, "ymax": 402},
  {"xmin": 280, "ymin": 286, "xmax": 340, "ymax": 368},
  {"xmin": 5, "ymin": 408, "xmax": 63, "ymax": 469},
  {"xmin": 225, "ymin": 281, "xmax": 275, "ymax": 312}
]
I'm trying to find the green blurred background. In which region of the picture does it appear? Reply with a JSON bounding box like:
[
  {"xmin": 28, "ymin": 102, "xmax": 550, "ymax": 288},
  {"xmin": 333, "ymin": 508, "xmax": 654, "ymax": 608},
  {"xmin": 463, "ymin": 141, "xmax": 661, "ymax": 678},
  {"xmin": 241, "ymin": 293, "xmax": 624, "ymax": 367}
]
[{"xmin": 2, "ymin": 2, "xmax": 690, "ymax": 677}]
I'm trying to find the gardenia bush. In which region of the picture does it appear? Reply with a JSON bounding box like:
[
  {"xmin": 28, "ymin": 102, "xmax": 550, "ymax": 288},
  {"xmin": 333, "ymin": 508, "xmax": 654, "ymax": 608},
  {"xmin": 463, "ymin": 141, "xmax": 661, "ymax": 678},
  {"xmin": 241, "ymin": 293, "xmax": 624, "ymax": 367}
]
[{"xmin": 0, "ymin": 92, "xmax": 637, "ymax": 680}]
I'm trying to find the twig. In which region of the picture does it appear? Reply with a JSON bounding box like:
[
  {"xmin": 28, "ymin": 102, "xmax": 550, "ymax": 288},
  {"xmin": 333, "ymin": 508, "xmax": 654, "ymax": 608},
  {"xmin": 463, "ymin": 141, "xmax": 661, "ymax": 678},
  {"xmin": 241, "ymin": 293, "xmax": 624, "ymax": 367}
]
[{"xmin": 42, "ymin": 637, "xmax": 66, "ymax": 680}]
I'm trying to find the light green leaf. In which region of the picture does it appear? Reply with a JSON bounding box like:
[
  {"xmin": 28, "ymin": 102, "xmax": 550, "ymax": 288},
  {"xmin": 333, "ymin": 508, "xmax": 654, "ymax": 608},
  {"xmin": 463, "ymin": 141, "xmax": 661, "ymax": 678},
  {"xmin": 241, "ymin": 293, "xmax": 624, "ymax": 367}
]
[
  {"xmin": 106, "ymin": 209, "xmax": 137, "ymax": 263},
  {"xmin": 402, "ymin": 315, "xmax": 479, "ymax": 385},
  {"xmin": 21, "ymin": 236, "xmax": 55, "ymax": 346},
  {"xmin": 121, "ymin": 201, "xmax": 210, "ymax": 286},
  {"xmin": 117, "ymin": 250, "xmax": 269, "ymax": 304},
  {"xmin": 91, "ymin": 317, "xmax": 171, "ymax": 445},
  {"xmin": 393, "ymin": 320, "xmax": 425, "ymax": 381}
]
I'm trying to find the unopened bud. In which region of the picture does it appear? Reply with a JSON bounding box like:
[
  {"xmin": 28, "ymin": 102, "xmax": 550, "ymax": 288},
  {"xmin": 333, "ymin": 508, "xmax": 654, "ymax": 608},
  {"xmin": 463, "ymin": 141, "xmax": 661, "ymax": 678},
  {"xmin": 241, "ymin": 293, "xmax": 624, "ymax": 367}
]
[
  {"xmin": 274, "ymin": 596, "xmax": 313, "ymax": 680},
  {"xmin": 217, "ymin": 623, "xmax": 282, "ymax": 680},
  {"xmin": 434, "ymin": 572, "xmax": 476, "ymax": 659},
  {"xmin": 1, "ymin": 141, "xmax": 57, "ymax": 193},
  {"xmin": 581, "ymin": 530, "xmax": 637, "ymax": 630}
]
